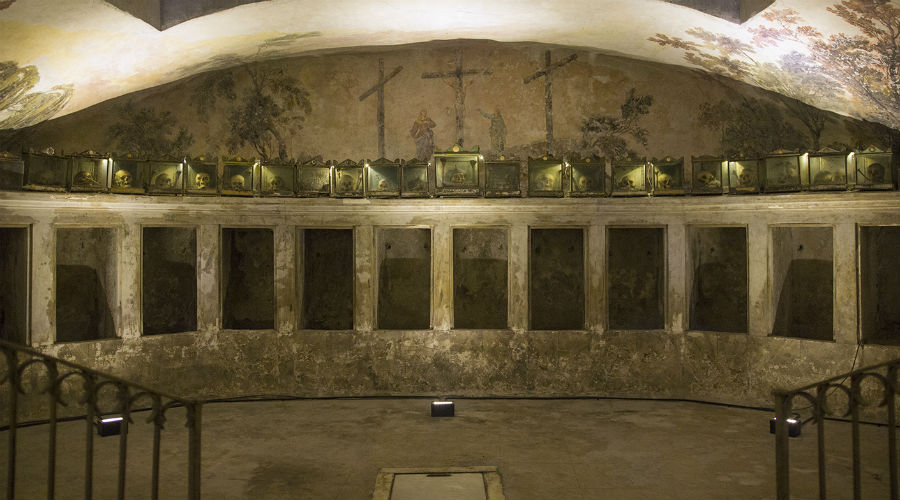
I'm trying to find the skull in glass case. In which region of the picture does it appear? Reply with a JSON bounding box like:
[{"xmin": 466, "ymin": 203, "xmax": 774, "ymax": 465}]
[
  {"xmin": 73, "ymin": 170, "xmax": 98, "ymax": 186},
  {"xmin": 195, "ymin": 172, "xmax": 211, "ymax": 189},
  {"xmin": 230, "ymin": 174, "xmax": 245, "ymax": 190},
  {"xmin": 696, "ymin": 170, "xmax": 719, "ymax": 187},
  {"xmin": 114, "ymin": 169, "xmax": 132, "ymax": 188}
]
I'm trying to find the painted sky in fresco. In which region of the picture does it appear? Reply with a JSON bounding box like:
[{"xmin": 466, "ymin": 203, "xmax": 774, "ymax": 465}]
[{"xmin": 0, "ymin": 0, "xmax": 897, "ymax": 129}]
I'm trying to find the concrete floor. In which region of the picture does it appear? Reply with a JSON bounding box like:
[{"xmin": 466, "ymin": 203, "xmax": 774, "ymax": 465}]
[{"xmin": 3, "ymin": 398, "xmax": 895, "ymax": 499}]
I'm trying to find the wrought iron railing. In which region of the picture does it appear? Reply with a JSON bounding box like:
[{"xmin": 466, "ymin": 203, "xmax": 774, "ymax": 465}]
[
  {"xmin": 0, "ymin": 339, "xmax": 202, "ymax": 500},
  {"xmin": 774, "ymin": 358, "xmax": 899, "ymax": 500}
]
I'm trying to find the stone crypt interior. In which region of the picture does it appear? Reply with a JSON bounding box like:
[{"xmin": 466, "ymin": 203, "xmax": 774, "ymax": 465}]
[{"xmin": 0, "ymin": 0, "xmax": 899, "ymax": 498}]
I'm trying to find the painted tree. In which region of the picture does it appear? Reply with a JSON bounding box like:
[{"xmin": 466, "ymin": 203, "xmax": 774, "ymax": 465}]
[
  {"xmin": 105, "ymin": 100, "xmax": 194, "ymax": 158},
  {"xmin": 698, "ymin": 98, "xmax": 806, "ymax": 156},
  {"xmin": 651, "ymin": 1, "xmax": 900, "ymax": 132},
  {"xmin": 581, "ymin": 88, "xmax": 653, "ymax": 160},
  {"xmin": 193, "ymin": 63, "xmax": 311, "ymax": 161},
  {"xmin": 0, "ymin": 61, "xmax": 73, "ymax": 130}
]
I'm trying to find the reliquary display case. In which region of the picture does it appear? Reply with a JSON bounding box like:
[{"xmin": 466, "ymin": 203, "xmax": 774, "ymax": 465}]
[
  {"xmin": 651, "ymin": 156, "xmax": 685, "ymax": 196},
  {"xmin": 434, "ymin": 146, "xmax": 481, "ymax": 196},
  {"xmin": 568, "ymin": 156, "xmax": 605, "ymax": 197},
  {"xmin": 728, "ymin": 156, "xmax": 760, "ymax": 194},
  {"xmin": 762, "ymin": 150, "xmax": 802, "ymax": 193},
  {"xmin": 400, "ymin": 158, "xmax": 429, "ymax": 197},
  {"xmin": 808, "ymin": 148, "xmax": 847, "ymax": 191},
  {"xmin": 221, "ymin": 158, "xmax": 255, "ymax": 196},
  {"xmin": 366, "ymin": 158, "xmax": 400, "ymax": 197},
  {"xmin": 484, "ymin": 158, "xmax": 521, "ymax": 197},
  {"xmin": 110, "ymin": 155, "xmax": 148, "ymax": 194},
  {"xmin": 527, "ymin": 155, "xmax": 564, "ymax": 197},
  {"xmin": 23, "ymin": 150, "xmax": 68, "ymax": 192},
  {"xmin": 332, "ymin": 159, "xmax": 364, "ymax": 198},
  {"xmin": 611, "ymin": 157, "xmax": 648, "ymax": 196},
  {"xmin": 691, "ymin": 156, "xmax": 726, "ymax": 195},
  {"xmin": 297, "ymin": 158, "xmax": 331, "ymax": 197}
]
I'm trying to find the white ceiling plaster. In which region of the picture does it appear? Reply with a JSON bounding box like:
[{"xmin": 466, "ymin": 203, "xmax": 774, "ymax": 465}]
[{"xmin": 0, "ymin": 0, "xmax": 897, "ymax": 128}]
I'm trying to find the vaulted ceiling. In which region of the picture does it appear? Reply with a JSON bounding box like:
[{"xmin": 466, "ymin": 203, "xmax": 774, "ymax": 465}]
[{"xmin": 1, "ymin": 0, "xmax": 897, "ymax": 130}]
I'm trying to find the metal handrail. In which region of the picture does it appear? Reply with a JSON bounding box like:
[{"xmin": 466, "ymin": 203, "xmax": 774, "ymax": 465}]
[
  {"xmin": 774, "ymin": 358, "xmax": 899, "ymax": 500},
  {"xmin": 0, "ymin": 339, "xmax": 202, "ymax": 500}
]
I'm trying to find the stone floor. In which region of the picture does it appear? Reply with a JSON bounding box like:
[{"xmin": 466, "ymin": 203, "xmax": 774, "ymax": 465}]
[{"xmin": 3, "ymin": 398, "xmax": 895, "ymax": 499}]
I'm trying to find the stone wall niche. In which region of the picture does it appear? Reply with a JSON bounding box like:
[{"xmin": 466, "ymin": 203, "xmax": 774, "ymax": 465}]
[
  {"xmin": 772, "ymin": 226, "xmax": 833, "ymax": 340},
  {"xmin": 299, "ymin": 228, "xmax": 354, "ymax": 330},
  {"xmin": 222, "ymin": 228, "xmax": 274, "ymax": 330},
  {"xmin": 453, "ymin": 228, "xmax": 508, "ymax": 329},
  {"xmin": 859, "ymin": 226, "xmax": 899, "ymax": 345},
  {"xmin": 689, "ymin": 227, "xmax": 748, "ymax": 333},
  {"xmin": 142, "ymin": 227, "xmax": 197, "ymax": 335},
  {"xmin": 0, "ymin": 227, "xmax": 29, "ymax": 344},
  {"xmin": 377, "ymin": 228, "xmax": 431, "ymax": 330},
  {"xmin": 56, "ymin": 227, "xmax": 117, "ymax": 342},
  {"xmin": 608, "ymin": 227, "xmax": 665, "ymax": 330},
  {"xmin": 530, "ymin": 228, "xmax": 584, "ymax": 330}
]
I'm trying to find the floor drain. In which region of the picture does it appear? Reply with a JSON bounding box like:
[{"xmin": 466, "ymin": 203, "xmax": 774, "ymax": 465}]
[{"xmin": 373, "ymin": 466, "xmax": 504, "ymax": 500}]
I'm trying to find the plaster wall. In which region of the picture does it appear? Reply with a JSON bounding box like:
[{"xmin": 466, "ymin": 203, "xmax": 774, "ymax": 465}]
[{"xmin": 0, "ymin": 191, "xmax": 897, "ymax": 409}]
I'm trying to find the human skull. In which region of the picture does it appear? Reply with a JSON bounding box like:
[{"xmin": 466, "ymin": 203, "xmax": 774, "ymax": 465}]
[
  {"xmin": 113, "ymin": 169, "xmax": 132, "ymax": 188},
  {"xmin": 339, "ymin": 174, "xmax": 355, "ymax": 191},
  {"xmin": 617, "ymin": 176, "xmax": 634, "ymax": 190},
  {"xmin": 230, "ymin": 174, "xmax": 245, "ymax": 190},
  {"xmin": 195, "ymin": 172, "xmax": 210, "ymax": 189},
  {"xmin": 269, "ymin": 176, "xmax": 284, "ymax": 191},
  {"xmin": 657, "ymin": 173, "xmax": 672, "ymax": 190},
  {"xmin": 377, "ymin": 178, "xmax": 389, "ymax": 190},
  {"xmin": 867, "ymin": 163, "xmax": 885, "ymax": 183},
  {"xmin": 696, "ymin": 170, "xmax": 717, "ymax": 187},
  {"xmin": 813, "ymin": 170, "xmax": 834, "ymax": 185},
  {"xmin": 449, "ymin": 170, "xmax": 466, "ymax": 185},
  {"xmin": 537, "ymin": 173, "xmax": 553, "ymax": 190},
  {"xmin": 738, "ymin": 168, "xmax": 754, "ymax": 187},
  {"xmin": 577, "ymin": 176, "xmax": 593, "ymax": 191},
  {"xmin": 154, "ymin": 173, "xmax": 173, "ymax": 188},
  {"xmin": 73, "ymin": 170, "xmax": 96, "ymax": 186}
]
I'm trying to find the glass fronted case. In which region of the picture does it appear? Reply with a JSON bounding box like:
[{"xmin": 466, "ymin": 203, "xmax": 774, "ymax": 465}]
[
  {"xmin": 69, "ymin": 152, "xmax": 110, "ymax": 192},
  {"xmin": 110, "ymin": 155, "xmax": 148, "ymax": 194},
  {"xmin": 763, "ymin": 150, "xmax": 801, "ymax": 193},
  {"xmin": 651, "ymin": 156, "xmax": 686, "ymax": 195},
  {"xmin": 186, "ymin": 157, "xmax": 218, "ymax": 195},
  {"xmin": 728, "ymin": 157, "xmax": 760, "ymax": 194},
  {"xmin": 222, "ymin": 158, "xmax": 255, "ymax": 196},
  {"xmin": 484, "ymin": 158, "xmax": 521, "ymax": 197},
  {"xmin": 611, "ymin": 157, "xmax": 648, "ymax": 196},
  {"xmin": 434, "ymin": 146, "xmax": 481, "ymax": 196},
  {"xmin": 808, "ymin": 148, "xmax": 848, "ymax": 191},
  {"xmin": 147, "ymin": 158, "xmax": 185, "ymax": 194},
  {"xmin": 23, "ymin": 150, "xmax": 68, "ymax": 192},
  {"xmin": 691, "ymin": 156, "xmax": 726, "ymax": 195},
  {"xmin": 527, "ymin": 156, "xmax": 564, "ymax": 197},
  {"xmin": 297, "ymin": 158, "xmax": 331, "ymax": 197},
  {"xmin": 400, "ymin": 158, "xmax": 429, "ymax": 197},
  {"xmin": 854, "ymin": 146, "xmax": 893, "ymax": 190},
  {"xmin": 568, "ymin": 156, "xmax": 605, "ymax": 197},
  {"xmin": 261, "ymin": 161, "xmax": 296, "ymax": 196},
  {"xmin": 366, "ymin": 158, "xmax": 400, "ymax": 197},
  {"xmin": 0, "ymin": 152, "xmax": 24, "ymax": 191},
  {"xmin": 332, "ymin": 159, "xmax": 364, "ymax": 198}
]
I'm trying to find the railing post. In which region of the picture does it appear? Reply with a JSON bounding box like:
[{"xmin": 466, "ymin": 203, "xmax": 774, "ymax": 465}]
[
  {"xmin": 4, "ymin": 347, "xmax": 18, "ymax": 500},
  {"xmin": 888, "ymin": 365, "xmax": 898, "ymax": 500},
  {"xmin": 775, "ymin": 390, "xmax": 791, "ymax": 500},
  {"xmin": 188, "ymin": 402, "xmax": 202, "ymax": 500},
  {"xmin": 83, "ymin": 374, "xmax": 96, "ymax": 500},
  {"xmin": 814, "ymin": 384, "xmax": 827, "ymax": 500},
  {"xmin": 47, "ymin": 362, "xmax": 59, "ymax": 500},
  {"xmin": 851, "ymin": 373, "xmax": 861, "ymax": 500}
]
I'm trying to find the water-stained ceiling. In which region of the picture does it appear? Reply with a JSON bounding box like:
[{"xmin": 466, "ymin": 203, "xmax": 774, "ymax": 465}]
[{"xmin": 0, "ymin": 0, "xmax": 897, "ymax": 130}]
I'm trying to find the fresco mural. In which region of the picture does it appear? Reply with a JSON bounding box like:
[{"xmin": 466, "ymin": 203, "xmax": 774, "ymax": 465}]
[
  {"xmin": 650, "ymin": 1, "xmax": 899, "ymax": 130},
  {"xmin": 1, "ymin": 39, "xmax": 894, "ymax": 167},
  {"xmin": 0, "ymin": 61, "xmax": 72, "ymax": 131}
]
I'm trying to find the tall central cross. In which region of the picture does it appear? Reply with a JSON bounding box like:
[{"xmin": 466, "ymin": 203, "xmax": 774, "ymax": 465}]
[
  {"xmin": 359, "ymin": 58, "xmax": 404, "ymax": 158},
  {"xmin": 524, "ymin": 50, "xmax": 578, "ymax": 150},
  {"xmin": 421, "ymin": 49, "xmax": 492, "ymax": 147}
]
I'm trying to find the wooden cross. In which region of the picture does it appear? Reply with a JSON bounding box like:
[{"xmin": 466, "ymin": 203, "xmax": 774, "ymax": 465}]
[
  {"xmin": 421, "ymin": 49, "xmax": 492, "ymax": 147},
  {"xmin": 523, "ymin": 50, "xmax": 578, "ymax": 150},
  {"xmin": 359, "ymin": 58, "xmax": 404, "ymax": 158}
]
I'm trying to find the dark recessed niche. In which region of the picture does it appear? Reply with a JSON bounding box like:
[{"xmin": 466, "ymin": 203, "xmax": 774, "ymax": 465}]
[
  {"xmin": 453, "ymin": 228, "xmax": 508, "ymax": 329},
  {"xmin": 608, "ymin": 227, "xmax": 665, "ymax": 330},
  {"xmin": 859, "ymin": 226, "xmax": 900, "ymax": 346},
  {"xmin": 222, "ymin": 228, "xmax": 274, "ymax": 330},
  {"xmin": 690, "ymin": 227, "xmax": 748, "ymax": 333},
  {"xmin": 299, "ymin": 229, "xmax": 354, "ymax": 330},
  {"xmin": 377, "ymin": 228, "xmax": 431, "ymax": 330},
  {"xmin": 56, "ymin": 228, "xmax": 117, "ymax": 342},
  {"xmin": 0, "ymin": 227, "xmax": 28, "ymax": 344},
  {"xmin": 142, "ymin": 227, "xmax": 197, "ymax": 335},
  {"xmin": 772, "ymin": 226, "xmax": 833, "ymax": 341},
  {"xmin": 530, "ymin": 228, "xmax": 584, "ymax": 330}
]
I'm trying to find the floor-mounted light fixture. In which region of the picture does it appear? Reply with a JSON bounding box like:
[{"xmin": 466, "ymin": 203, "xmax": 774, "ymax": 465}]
[
  {"xmin": 431, "ymin": 401, "xmax": 455, "ymax": 417},
  {"xmin": 97, "ymin": 415, "xmax": 123, "ymax": 437},
  {"xmin": 769, "ymin": 414, "xmax": 801, "ymax": 437}
]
